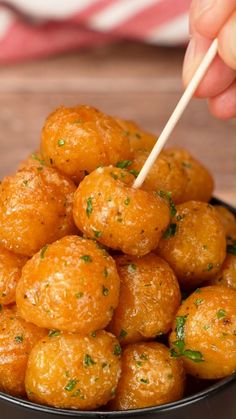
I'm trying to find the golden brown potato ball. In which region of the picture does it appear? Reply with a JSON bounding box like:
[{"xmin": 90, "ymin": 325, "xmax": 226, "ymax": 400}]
[
  {"xmin": 115, "ymin": 118, "xmax": 157, "ymax": 152},
  {"xmin": 214, "ymin": 205, "xmax": 236, "ymax": 243},
  {"xmin": 25, "ymin": 331, "xmax": 122, "ymax": 410},
  {"xmin": 164, "ymin": 148, "xmax": 214, "ymax": 202},
  {"xmin": 129, "ymin": 150, "xmax": 187, "ymax": 203},
  {"xmin": 73, "ymin": 167, "xmax": 170, "ymax": 257},
  {"xmin": 0, "ymin": 306, "xmax": 46, "ymax": 396},
  {"xmin": 206, "ymin": 254, "xmax": 236, "ymax": 290},
  {"xmin": 109, "ymin": 342, "xmax": 185, "ymax": 410},
  {"xmin": 0, "ymin": 246, "xmax": 28, "ymax": 305},
  {"xmin": 157, "ymin": 201, "xmax": 226, "ymax": 289},
  {"xmin": 0, "ymin": 166, "xmax": 76, "ymax": 256},
  {"xmin": 169, "ymin": 286, "xmax": 236, "ymax": 379},
  {"xmin": 16, "ymin": 235, "xmax": 120, "ymax": 333},
  {"xmin": 109, "ymin": 254, "xmax": 181, "ymax": 344},
  {"xmin": 41, "ymin": 105, "xmax": 131, "ymax": 184}
]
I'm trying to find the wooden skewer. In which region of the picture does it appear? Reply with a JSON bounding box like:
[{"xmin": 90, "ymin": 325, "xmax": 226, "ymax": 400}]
[{"xmin": 133, "ymin": 38, "xmax": 218, "ymax": 189}]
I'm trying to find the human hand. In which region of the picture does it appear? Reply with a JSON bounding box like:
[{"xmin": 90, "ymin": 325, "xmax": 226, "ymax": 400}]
[{"xmin": 183, "ymin": 0, "xmax": 236, "ymax": 119}]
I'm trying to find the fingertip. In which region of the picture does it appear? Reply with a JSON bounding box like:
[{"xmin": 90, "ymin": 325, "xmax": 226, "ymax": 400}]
[
  {"xmin": 208, "ymin": 81, "xmax": 236, "ymax": 120},
  {"xmin": 218, "ymin": 11, "xmax": 236, "ymax": 70}
]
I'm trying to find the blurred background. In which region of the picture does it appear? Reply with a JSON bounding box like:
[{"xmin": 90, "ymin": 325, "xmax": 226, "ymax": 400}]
[{"xmin": 0, "ymin": 0, "xmax": 235, "ymax": 204}]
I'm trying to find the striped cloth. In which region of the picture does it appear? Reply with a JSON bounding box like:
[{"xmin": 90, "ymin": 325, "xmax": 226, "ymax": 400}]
[{"xmin": 0, "ymin": 0, "xmax": 191, "ymax": 63}]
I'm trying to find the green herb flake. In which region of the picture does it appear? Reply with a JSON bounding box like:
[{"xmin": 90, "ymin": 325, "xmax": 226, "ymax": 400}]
[
  {"xmin": 86, "ymin": 197, "xmax": 93, "ymax": 217},
  {"xmin": 128, "ymin": 263, "xmax": 137, "ymax": 273},
  {"xmin": 195, "ymin": 298, "xmax": 203, "ymax": 307},
  {"xmin": 163, "ymin": 223, "xmax": 177, "ymax": 239},
  {"xmin": 203, "ymin": 325, "xmax": 210, "ymax": 330},
  {"xmin": 207, "ymin": 263, "xmax": 213, "ymax": 271},
  {"xmin": 183, "ymin": 349, "xmax": 204, "ymax": 363},
  {"xmin": 58, "ymin": 138, "xmax": 65, "ymax": 147},
  {"xmin": 91, "ymin": 331, "xmax": 96, "ymax": 338},
  {"xmin": 102, "ymin": 286, "xmax": 109, "ymax": 296},
  {"xmin": 65, "ymin": 379, "xmax": 77, "ymax": 392},
  {"xmin": 116, "ymin": 160, "xmax": 132, "ymax": 169},
  {"xmin": 129, "ymin": 169, "xmax": 139, "ymax": 178},
  {"xmin": 175, "ymin": 315, "xmax": 188, "ymax": 340},
  {"xmin": 123, "ymin": 130, "xmax": 130, "ymax": 137},
  {"xmin": 103, "ymin": 267, "xmax": 109, "ymax": 278},
  {"xmin": 194, "ymin": 288, "xmax": 201, "ymax": 294},
  {"xmin": 157, "ymin": 191, "xmax": 176, "ymax": 218},
  {"xmin": 113, "ymin": 344, "xmax": 122, "ymax": 356},
  {"xmin": 32, "ymin": 153, "xmax": 45, "ymax": 166},
  {"xmin": 140, "ymin": 353, "xmax": 148, "ymax": 361},
  {"xmin": 110, "ymin": 172, "xmax": 118, "ymax": 180},
  {"xmin": 136, "ymin": 361, "xmax": 142, "ymax": 367},
  {"xmin": 23, "ymin": 180, "xmax": 29, "ymax": 187},
  {"xmin": 217, "ymin": 309, "xmax": 226, "ymax": 319},
  {"xmin": 176, "ymin": 214, "xmax": 184, "ymax": 221},
  {"xmin": 84, "ymin": 354, "xmax": 96, "ymax": 367},
  {"xmin": 124, "ymin": 197, "xmax": 130, "ymax": 206},
  {"xmin": 75, "ymin": 292, "xmax": 84, "ymax": 299},
  {"xmin": 93, "ymin": 230, "xmax": 102, "ymax": 238},
  {"xmin": 15, "ymin": 335, "xmax": 24, "ymax": 343},
  {"xmin": 80, "ymin": 255, "xmax": 92, "ymax": 263},
  {"xmin": 40, "ymin": 245, "xmax": 48, "ymax": 259},
  {"xmin": 182, "ymin": 162, "xmax": 192, "ymax": 169},
  {"xmin": 173, "ymin": 340, "xmax": 185, "ymax": 353},
  {"xmin": 227, "ymin": 241, "xmax": 236, "ymax": 255},
  {"xmin": 119, "ymin": 329, "xmax": 128, "ymax": 339},
  {"xmin": 140, "ymin": 378, "xmax": 149, "ymax": 384},
  {"xmin": 48, "ymin": 330, "xmax": 60, "ymax": 338}
]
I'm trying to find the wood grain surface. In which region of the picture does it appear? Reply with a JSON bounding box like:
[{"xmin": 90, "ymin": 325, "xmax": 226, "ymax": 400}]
[{"xmin": 0, "ymin": 42, "xmax": 235, "ymax": 204}]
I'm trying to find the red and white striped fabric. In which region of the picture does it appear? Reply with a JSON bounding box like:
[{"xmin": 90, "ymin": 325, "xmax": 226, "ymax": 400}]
[{"xmin": 0, "ymin": 0, "xmax": 191, "ymax": 63}]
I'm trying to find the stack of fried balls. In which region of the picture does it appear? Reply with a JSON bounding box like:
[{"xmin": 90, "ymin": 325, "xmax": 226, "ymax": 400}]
[{"xmin": 0, "ymin": 105, "xmax": 235, "ymax": 411}]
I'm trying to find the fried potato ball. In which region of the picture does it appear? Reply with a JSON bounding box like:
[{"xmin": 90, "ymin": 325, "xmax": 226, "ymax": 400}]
[
  {"xmin": 0, "ymin": 306, "xmax": 46, "ymax": 396},
  {"xmin": 115, "ymin": 118, "xmax": 157, "ymax": 152},
  {"xmin": 109, "ymin": 254, "xmax": 181, "ymax": 344},
  {"xmin": 0, "ymin": 166, "xmax": 76, "ymax": 256},
  {"xmin": 16, "ymin": 235, "xmax": 120, "ymax": 333},
  {"xmin": 0, "ymin": 246, "xmax": 28, "ymax": 305},
  {"xmin": 164, "ymin": 148, "xmax": 214, "ymax": 202},
  {"xmin": 129, "ymin": 150, "xmax": 187, "ymax": 203},
  {"xmin": 169, "ymin": 286, "xmax": 236, "ymax": 379},
  {"xmin": 41, "ymin": 105, "xmax": 131, "ymax": 184},
  {"xmin": 25, "ymin": 331, "xmax": 122, "ymax": 410},
  {"xmin": 206, "ymin": 254, "xmax": 236, "ymax": 290},
  {"xmin": 109, "ymin": 342, "xmax": 185, "ymax": 410},
  {"xmin": 157, "ymin": 201, "xmax": 226, "ymax": 289},
  {"xmin": 73, "ymin": 166, "xmax": 170, "ymax": 256},
  {"xmin": 214, "ymin": 205, "xmax": 236, "ymax": 243}
]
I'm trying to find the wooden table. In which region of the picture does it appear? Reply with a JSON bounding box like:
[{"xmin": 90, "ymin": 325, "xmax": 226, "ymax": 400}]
[{"xmin": 0, "ymin": 42, "xmax": 235, "ymax": 205}]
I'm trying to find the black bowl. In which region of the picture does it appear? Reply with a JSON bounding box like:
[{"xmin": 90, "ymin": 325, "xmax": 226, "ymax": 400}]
[{"xmin": 1, "ymin": 198, "xmax": 235, "ymax": 419}]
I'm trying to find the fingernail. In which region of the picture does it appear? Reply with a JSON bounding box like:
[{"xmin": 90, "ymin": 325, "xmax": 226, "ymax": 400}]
[
  {"xmin": 195, "ymin": 0, "xmax": 216, "ymax": 19},
  {"xmin": 184, "ymin": 38, "xmax": 197, "ymax": 67}
]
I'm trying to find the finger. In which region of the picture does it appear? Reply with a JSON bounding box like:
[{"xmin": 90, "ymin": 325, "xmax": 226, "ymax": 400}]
[
  {"xmin": 183, "ymin": 34, "xmax": 236, "ymax": 97},
  {"xmin": 218, "ymin": 11, "xmax": 236, "ymax": 70},
  {"xmin": 208, "ymin": 80, "xmax": 236, "ymax": 119},
  {"xmin": 190, "ymin": 0, "xmax": 236, "ymax": 38}
]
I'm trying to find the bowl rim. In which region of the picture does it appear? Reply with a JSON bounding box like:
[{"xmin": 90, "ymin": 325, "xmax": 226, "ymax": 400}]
[
  {"xmin": 0, "ymin": 375, "xmax": 235, "ymax": 417},
  {"xmin": 0, "ymin": 196, "xmax": 235, "ymax": 417}
]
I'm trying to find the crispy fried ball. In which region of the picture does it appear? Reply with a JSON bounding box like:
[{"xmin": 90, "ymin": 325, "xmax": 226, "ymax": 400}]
[
  {"xmin": 206, "ymin": 254, "xmax": 236, "ymax": 290},
  {"xmin": 41, "ymin": 105, "xmax": 131, "ymax": 184},
  {"xmin": 169, "ymin": 286, "xmax": 236, "ymax": 379},
  {"xmin": 164, "ymin": 148, "xmax": 214, "ymax": 202},
  {"xmin": 130, "ymin": 150, "xmax": 187, "ymax": 203},
  {"xmin": 0, "ymin": 306, "xmax": 46, "ymax": 396},
  {"xmin": 109, "ymin": 342, "xmax": 185, "ymax": 410},
  {"xmin": 25, "ymin": 331, "xmax": 122, "ymax": 410},
  {"xmin": 73, "ymin": 167, "xmax": 170, "ymax": 256},
  {"xmin": 0, "ymin": 246, "xmax": 28, "ymax": 305},
  {"xmin": 214, "ymin": 205, "xmax": 236, "ymax": 243},
  {"xmin": 109, "ymin": 254, "xmax": 181, "ymax": 344},
  {"xmin": 0, "ymin": 166, "xmax": 76, "ymax": 256},
  {"xmin": 157, "ymin": 201, "xmax": 226, "ymax": 289},
  {"xmin": 115, "ymin": 118, "xmax": 157, "ymax": 152},
  {"xmin": 16, "ymin": 236, "xmax": 120, "ymax": 333}
]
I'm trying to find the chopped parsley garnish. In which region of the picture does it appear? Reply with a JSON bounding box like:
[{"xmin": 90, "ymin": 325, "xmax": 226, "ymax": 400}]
[
  {"xmin": 80, "ymin": 255, "xmax": 92, "ymax": 263},
  {"xmin": 15, "ymin": 335, "xmax": 24, "ymax": 343},
  {"xmin": 75, "ymin": 292, "xmax": 84, "ymax": 299},
  {"xmin": 157, "ymin": 191, "xmax": 177, "ymax": 218},
  {"xmin": 124, "ymin": 197, "xmax": 130, "ymax": 206},
  {"xmin": 113, "ymin": 344, "xmax": 122, "ymax": 356},
  {"xmin": 163, "ymin": 223, "xmax": 177, "ymax": 239},
  {"xmin": 58, "ymin": 138, "xmax": 65, "ymax": 147},
  {"xmin": 203, "ymin": 325, "xmax": 210, "ymax": 330},
  {"xmin": 40, "ymin": 245, "xmax": 48, "ymax": 259},
  {"xmin": 129, "ymin": 169, "xmax": 139, "ymax": 178},
  {"xmin": 176, "ymin": 214, "xmax": 184, "ymax": 221},
  {"xmin": 32, "ymin": 153, "xmax": 45, "ymax": 165},
  {"xmin": 91, "ymin": 331, "xmax": 96, "ymax": 338},
  {"xmin": 140, "ymin": 353, "xmax": 148, "ymax": 361},
  {"xmin": 65, "ymin": 379, "xmax": 77, "ymax": 392},
  {"xmin": 227, "ymin": 241, "xmax": 236, "ymax": 255},
  {"xmin": 182, "ymin": 162, "xmax": 192, "ymax": 169},
  {"xmin": 102, "ymin": 286, "xmax": 109, "ymax": 296},
  {"xmin": 140, "ymin": 378, "xmax": 149, "ymax": 384},
  {"xmin": 183, "ymin": 350, "xmax": 204, "ymax": 363},
  {"xmin": 93, "ymin": 229, "xmax": 102, "ymax": 238},
  {"xmin": 207, "ymin": 263, "xmax": 213, "ymax": 271},
  {"xmin": 103, "ymin": 267, "xmax": 109, "ymax": 278},
  {"xmin": 86, "ymin": 197, "xmax": 93, "ymax": 217},
  {"xmin": 110, "ymin": 172, "xmax": 118, "ymax": 180},
  {"xmin": 84, "ymin": 354, "xmax": 96, "ymax": 367},
  {"xmin": 128, "ymin": 263, "xmax": 137, "ymax": 273},
  {"xmin": 48, "ymin": 330, "xmax": 60, "ymax": 338},
  {"xmin": 119, "ymin": 329, "xmax": 128, "ymax": 339},
  {"xmin": 217, "ymin": 309, "xmax": 226, "ymax": 319},
  {"xmin": 175, "ymin": 315, "xmax": 188, "ymax": 340},
  {"xmin": 195, "ymin": 298, "xmax": 203, "ymax": 306},
  {"xmin": 116, "ymin": 160, "xmax": 132, "ymax": 169}
]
